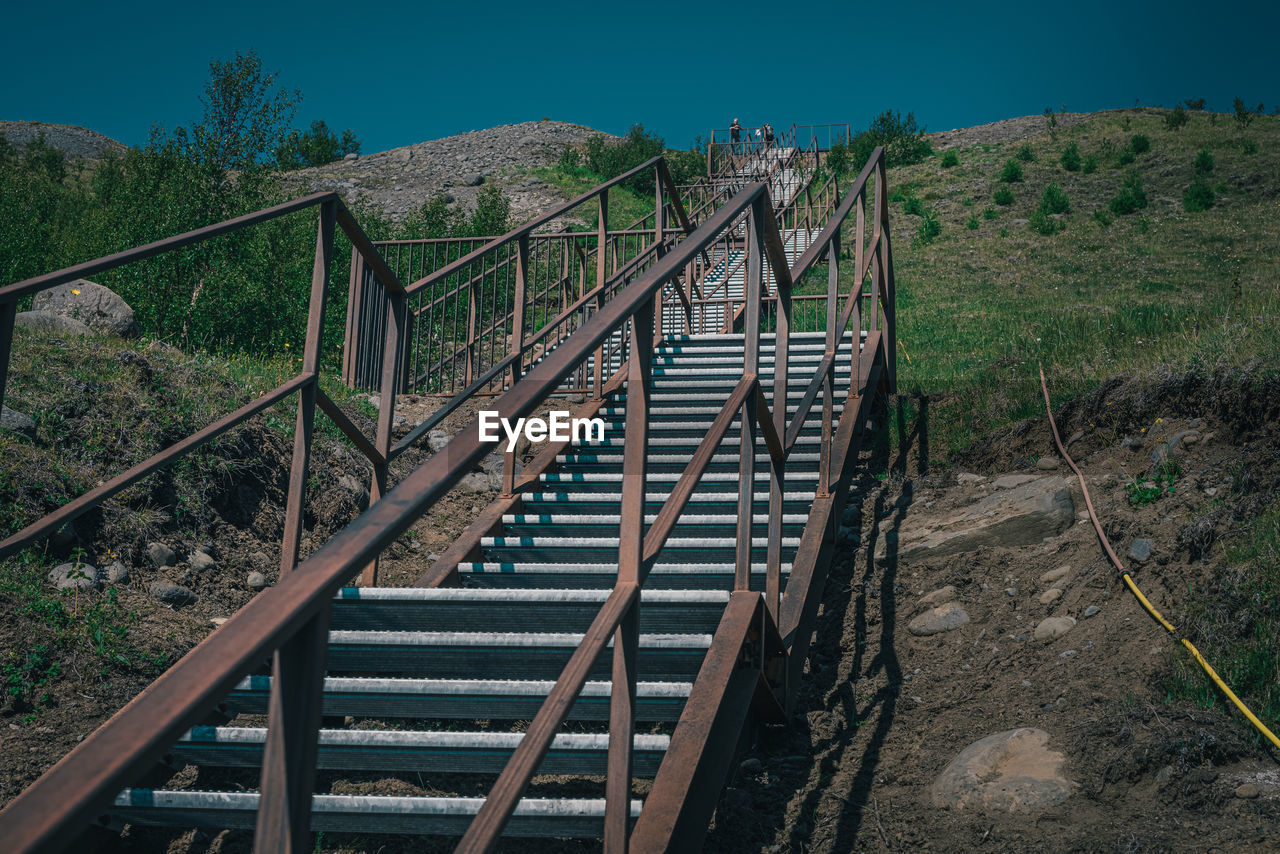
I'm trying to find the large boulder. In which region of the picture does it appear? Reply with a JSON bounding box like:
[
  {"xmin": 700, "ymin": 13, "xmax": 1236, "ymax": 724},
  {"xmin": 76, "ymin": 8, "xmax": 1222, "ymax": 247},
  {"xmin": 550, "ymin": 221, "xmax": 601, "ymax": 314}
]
[
  {"xmin": 32, "ymin": 279, "xmax": 139, "ymax": 337},
  {"xmin": 877, "ymin": 477, "xmax": 1074, "ymax": 565},
  {"xmin": 931, "ymin": 728, "xmax": 1074, "ymax": 812}
]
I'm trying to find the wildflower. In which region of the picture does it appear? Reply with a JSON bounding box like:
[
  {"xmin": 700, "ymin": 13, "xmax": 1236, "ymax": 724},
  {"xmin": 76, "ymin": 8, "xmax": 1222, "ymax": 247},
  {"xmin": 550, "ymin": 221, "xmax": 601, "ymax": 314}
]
[{"xmin": 71, "ymin": 288, "xmax": 81, "ymax": 295}]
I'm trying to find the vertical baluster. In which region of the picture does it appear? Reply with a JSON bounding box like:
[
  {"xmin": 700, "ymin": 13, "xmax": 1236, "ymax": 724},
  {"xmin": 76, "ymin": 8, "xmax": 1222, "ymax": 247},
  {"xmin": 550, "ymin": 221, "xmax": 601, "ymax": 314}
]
[
  {"xmin": 878, "ymin": 153, "xmax": 897, "ymax": 392},
  {"xmin": 819, "ymin": 226, "xmax": 840, "ymax": 499},
  {"xmin": 254, "ymin": 200, "xmax": 334, "ymax": 851},
  {"xmin": 736, "ymin": 199, "xmax": 764, "ymax": 592},
  {"xmin": 594, "ymin": 191, "xmax": 608, "ymax": 398},
  {"xmin": 768, "ymin": 211, "xmax": 789, "ymax": 622},
  {"xmin": 502, "ymin": 236, "xmax": 530, "ymax": 496},
  {"xmin": 605, "ymin": 294, "xmax": 652, "ymax": 850}
]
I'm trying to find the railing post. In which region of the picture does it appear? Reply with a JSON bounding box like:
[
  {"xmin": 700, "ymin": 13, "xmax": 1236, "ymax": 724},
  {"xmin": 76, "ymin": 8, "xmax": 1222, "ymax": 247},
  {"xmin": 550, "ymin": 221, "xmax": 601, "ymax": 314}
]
[
  {"xmin": 340, "ymin": 245, "xmax": 361, "ymax": 387},
  {"xmin": 593, "ymin": 191, "xmax": 609, "ymax": 400},
  {"xmin": 465, "ymin": 279, "xmax": 478, "ymax": 387},
  {"xmin": 878, "ymin": 153, "xmax": 897, "ymax": 392},
  {"xmin": 501, "ymin": 234, "xmax": 531, "ymax": 497},
  {"xmin": 819, "ymin": 226, "xmax": 839, "ymax": 499},
  {"xmin": 605, "ymin": 295, "xmax": 652, "ymax": 851},
  {"xmin": 767, "ymin": 217, "xmax": 790, "ymax": 623},
  {"xmin": 364, "ymin": 274, "xmax": 407, "ymax": 586},
  {"xmin": 736, "ymin": 198, "xmax": 765, "ymax": 592},
  {"xmin": 254, "ymin": 199, "xmax": 335, "ymax": 852}
]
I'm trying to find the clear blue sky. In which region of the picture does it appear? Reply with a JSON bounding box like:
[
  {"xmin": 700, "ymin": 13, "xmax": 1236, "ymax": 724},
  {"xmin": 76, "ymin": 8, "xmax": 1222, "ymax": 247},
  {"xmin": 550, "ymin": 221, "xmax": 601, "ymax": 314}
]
[{"xmin": 2, "ymin": 0, "xmax": 1276, "ymax": 154}]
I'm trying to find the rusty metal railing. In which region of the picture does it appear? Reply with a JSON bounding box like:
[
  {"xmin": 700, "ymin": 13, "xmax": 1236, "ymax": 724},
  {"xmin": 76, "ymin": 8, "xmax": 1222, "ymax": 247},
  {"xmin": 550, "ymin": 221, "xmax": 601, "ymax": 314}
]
[
  {"xmin": 0, "ymin": 144, "xmax": 895, "ymax": 853},
  {"xmin": 343, "ymin": 158, "xmax": 703, "ymax": 397}
]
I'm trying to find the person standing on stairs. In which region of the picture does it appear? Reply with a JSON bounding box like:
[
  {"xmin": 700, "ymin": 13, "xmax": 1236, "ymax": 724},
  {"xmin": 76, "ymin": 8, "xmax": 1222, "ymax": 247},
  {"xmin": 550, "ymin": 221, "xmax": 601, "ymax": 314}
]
[
  {"xmin": 730, "ymin": 117, "xmax": 742, "ymax": 153},
  {"xmin": 762, "ymin": 122, "xmax": 774, "ymax": 147}
]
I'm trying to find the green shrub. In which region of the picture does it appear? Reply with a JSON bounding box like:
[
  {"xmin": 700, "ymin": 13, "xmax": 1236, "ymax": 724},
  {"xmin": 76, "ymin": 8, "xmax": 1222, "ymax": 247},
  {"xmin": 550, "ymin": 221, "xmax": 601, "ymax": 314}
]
[
  {"xmin": 999, "ymin": 159, "xmax": 1023, "ymax": 183},
  {"xmin": 1184, "ymin": 97, "xmax": 1206, "ymax": 111},
  {"xmin": 824, "ymin": 139, "xmax": 850, "ymax": 178},
  {"xmin": 1029, "ymin": 209, "xmax": 1062, "ymax": 235},
  {"xmin": 993, "ymin": 186, "xmax": 1015, "ymax": 205},
  {"xmin": 1164, "ymin": 105, "xmax": 1189, "ymax": 130},
  {"xmin": 584, "ymin": 124, "xmax": 665, "ymax": 191},
  {"xmin": 1194, "ymin": 147, "xmax": 1215, "ymax": 174},
  {"xmin": 1039, "ymin": 182, "xmax": 1070, "ymax": 215},
  {"xmin": 275, "ymin": 120, "xmax": 360, "ymax": 169},
  {"xmin": 902, "ymin": 194, "xmax": 925, "ymax": 216},
  {"xmin": 1109, "ymin": 171, "xmax": 1149, "ymax": 215},
  {"xmin": 962, "ymin": 197, "xmax": 975, "ymax": 207},
  {"xmin": 1016, "ymin": 143, "xmax": 1036, "ymax": 162},
  {"xmin": 1117, "ymin": 149, "xmax": 1135, "ymax": 166},
  {"xmin": 982, "ymin": 206, "xmax": 999, "ymax": 220},
  {"xmin": 1092, "ymin": 209, "xmax": 1113, "ymax": 227},
  {"xmin": 1183, "ymin": 177, "xmax": 1216, "ymax": 212},
  {"xmin": 1242, "ymin": 137, "xmax": 1259, "ymax": 155},
  {"xmin": 1130, "ymin": 134, "xmax": 1151, "ymax": 154},
  {"xmin": 917, "ymin": 209, "xmax": 942, "ymax": 243},
  {"xmin": 1082, "ymin": 154, "xmax": 1098, "ymax": 173},
  {"xmin": 940, "ymin": 150, "xmax": 959, "ymax": 168},
  {"xmin": 1060, "ymin": 142, "xmax": 1081, "ymax": 172},
  {"xmin": 997, "ymin": 226, "xmax": 1009, "ymax": 237},
  {"xmin": 965, "ymin": 215, "xmax": 979, "ymax": 230},
  {"xmin": 848, "ymin": 109, "xmax": 933, "ymax": 168},
  {"xmin": 1233, "ymin": 96, "xmax": 1255, "ymax": 129}
]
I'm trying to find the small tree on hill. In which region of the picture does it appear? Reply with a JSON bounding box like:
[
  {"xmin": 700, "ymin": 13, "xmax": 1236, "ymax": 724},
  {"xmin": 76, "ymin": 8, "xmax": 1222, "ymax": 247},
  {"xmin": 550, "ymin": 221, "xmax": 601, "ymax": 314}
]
[
  {"xmin": 276, "ymin": 120, "xmax": 361, "ymax": 169},
  {"xmin": 192, "ymin": 49, "xmax": 300, "ymax": 173}
]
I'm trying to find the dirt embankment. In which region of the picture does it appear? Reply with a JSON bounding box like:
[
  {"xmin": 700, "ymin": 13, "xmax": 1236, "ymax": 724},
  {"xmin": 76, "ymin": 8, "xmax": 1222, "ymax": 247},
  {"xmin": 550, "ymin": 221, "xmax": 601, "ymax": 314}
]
[{"xmin": 704, "ymin": 368, "xmax": 1280, "ymax": 852}]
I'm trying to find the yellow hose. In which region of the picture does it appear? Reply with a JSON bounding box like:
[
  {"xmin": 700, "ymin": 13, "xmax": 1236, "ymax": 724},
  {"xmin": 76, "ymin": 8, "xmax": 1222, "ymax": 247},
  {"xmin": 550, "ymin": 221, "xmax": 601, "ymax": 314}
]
[{"xmin": 1038, "ymin": 365, "xmax": 1280, "ymax": 751}]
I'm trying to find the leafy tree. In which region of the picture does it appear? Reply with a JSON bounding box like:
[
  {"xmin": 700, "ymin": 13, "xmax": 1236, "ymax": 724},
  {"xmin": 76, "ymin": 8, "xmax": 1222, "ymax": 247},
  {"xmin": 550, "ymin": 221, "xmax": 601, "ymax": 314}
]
[
  {"xmin": 276, "ymin": 120, "xmax": 361, "ymax": 169},
  {"xmin": 190, "ymin": 49, "xmax": 300, "ymax": 173}
]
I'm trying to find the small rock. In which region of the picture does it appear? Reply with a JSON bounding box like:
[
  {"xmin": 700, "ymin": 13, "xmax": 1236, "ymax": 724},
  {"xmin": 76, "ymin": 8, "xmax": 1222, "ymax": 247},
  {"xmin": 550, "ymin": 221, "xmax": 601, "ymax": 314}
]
[
  {"xmin": 459, "ymin": 470, "xmax": 501, "ymax": 492},
  {"xmin": 1038, "ymin": 588, "xmax": 1063, "ymax": 605},
  {"xmin": 343, "ymin": 152, "xmax": 359, "ymax": 161},
  {"xmin": 1012, "ymin": 218, "xmax": 1030, "ymax": 227},
  {"xmin": 1034, "ymin": 616, "xmax": 1076, "ymax": 642},
  {"xmin": 1036, "ymin": 456, "xmax": 1060, "ymax": 470},
  {"xmin": 909, "ymin": 602, "xmax": 970, "ymax": 636},
  {"xmin": 189, "ymin": 549, "xmax": 217, "ymax": 572},
  {"xmin": 1128, "ymin": 538, "xmax": 1153, "ymax": 563},
  {"xmin": 210, "ymin": 617, "xmax": 228, "ymax": 627},
  {"xmin": 48, "ymin": 562, "xmax": 100, "ymax": 590},
  {"xmin": 931, "ymin": 728, "xmax": 1073, "ymax": 812},
  {"xmin": 250, "ymin": 550, "xmax": 270, "ymax": 568},
  {"xmin": 394, "ymin": 148, "xmax": 412, "ymax": 163},
  {"xmin": 1058, "ymin": 649, "xmax": 1078, "ymax": 659},
  {"xmin": 1005, "ymin": 587, "xmax": 1019, "ymax": 597},
  {"xmin": 149, "ymin": 581, "xmax": 197, "ymax": 608},
  {"xmin": 105, "ymin": 561, "xmax": 129, "ymax": 584},
  {"xmin": 247, "ymin": 571, "xmax": 269, "ymax": 591},
  {"xmin": 917, "ymin": 585, "xmax": 958, "ymax": 609},
  {"xmin": 428, "ymin": 429, "xmax": 450, "ymax": 452},
  {"xmin": 1, "ymin": 405, "xmax": 36, "ymax": 438},
  {"xmin": 740, "ymin": 757, "xmax": 762, "ymax": 774},
  {"xmin": 1083, "ymin": 605, "xmax": 1101, "ymax": 618},
  {"xmin": 462, "ymin": 173, "xmax": 484, "ymax": 186},
  {"xmin": 147, "ymin": 542, "xmax": 177, "ymax": 568},
  {"xmin": 1204, "ymin": 487, "xmax": 1219, "ymax": 498},
  {"xmin": 956, "ymin": 472, "xmax": 985, "ymax": 484},
  {"xmin": 992, "ymin": 473, "xmax": 1040, "ymax": 489},
  {"xmin": 1039, "ymin": 566, "xmax": 1070, "ymax": 585},
  {"xmin": 1155, "ymin": 765, "xmax": 1176, "ymax": 785},
  {"xmin": 1121, "ymin": 436, "xmax": 1143, "ymax": 450},
  {"xmin": 1235, "ymin": 783, "xmax": 1260, "ymax": 799},
  {"xmin": 427, "ymin": 553, "xmax": 441, "ymax": 562}
]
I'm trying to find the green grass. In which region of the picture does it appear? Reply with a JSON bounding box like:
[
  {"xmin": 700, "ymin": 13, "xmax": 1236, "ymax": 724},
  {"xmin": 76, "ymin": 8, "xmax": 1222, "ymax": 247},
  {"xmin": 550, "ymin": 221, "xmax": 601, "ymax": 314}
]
[
  {"xmin": 804, "ymin": 107, "xmax": 1280, "ymax": 454},
  {"xmin": 1166, "ymin": 499, "xmax": 1280, "ymax": 734}
]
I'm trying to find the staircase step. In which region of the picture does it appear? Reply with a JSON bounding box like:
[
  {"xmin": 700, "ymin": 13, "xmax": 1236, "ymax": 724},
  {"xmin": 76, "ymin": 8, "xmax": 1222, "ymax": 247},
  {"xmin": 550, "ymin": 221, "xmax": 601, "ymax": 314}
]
[
  {"xmin": 460, "ymin": 562, "xmax": 790, "ymax": 591},
  {"xmin": 326, "ymin": 630, "xmax": 711, "ymax": 680},
  {"xmin": 171, "ymin": 727, "xmax": 670, "ymax": 776},
  {"xmin": 331, "ymin": 587, "xmax": 729, "ymax": 634},
  {"xmin": 224, "ymin": 675, "xmax": 691, "ymax": 721},
  {"xmin": 112, "ymin": 790, "xmax": 642, "ymax": 837}
]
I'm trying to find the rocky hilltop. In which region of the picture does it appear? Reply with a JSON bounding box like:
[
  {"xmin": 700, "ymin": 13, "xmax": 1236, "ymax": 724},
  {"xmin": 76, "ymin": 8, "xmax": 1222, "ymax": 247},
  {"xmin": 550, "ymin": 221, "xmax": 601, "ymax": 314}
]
[
  {"xmin": 282, "ymin": 120, "xmax": 612, "ymax": 225},
  {"xmin": 0, "ymin": 120, "xmax": 128, "ymax": 160}
]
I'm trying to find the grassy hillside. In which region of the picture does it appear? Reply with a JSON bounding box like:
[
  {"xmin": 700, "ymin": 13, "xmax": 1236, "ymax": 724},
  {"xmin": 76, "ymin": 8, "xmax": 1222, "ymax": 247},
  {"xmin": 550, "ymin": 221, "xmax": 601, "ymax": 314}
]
[{"xmin": 859, "ymin": 106, "xmax": 1278, "ymax": 455}]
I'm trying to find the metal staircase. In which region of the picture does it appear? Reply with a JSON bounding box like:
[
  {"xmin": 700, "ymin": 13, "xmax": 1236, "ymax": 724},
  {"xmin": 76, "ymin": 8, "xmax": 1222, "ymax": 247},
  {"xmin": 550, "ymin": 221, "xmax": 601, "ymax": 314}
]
[
  {"xmin": 0, "ymin": 137, "xmax": 895, "ymax": 854},
  {"xmin": 110, "ymin": 330, "xmax": 856, "ymax": 839}
]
